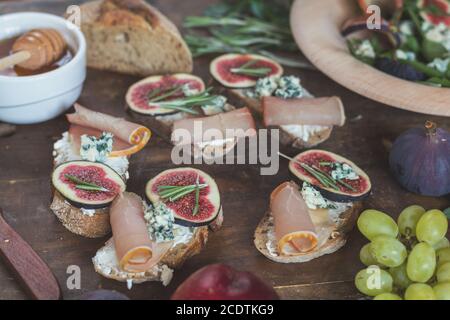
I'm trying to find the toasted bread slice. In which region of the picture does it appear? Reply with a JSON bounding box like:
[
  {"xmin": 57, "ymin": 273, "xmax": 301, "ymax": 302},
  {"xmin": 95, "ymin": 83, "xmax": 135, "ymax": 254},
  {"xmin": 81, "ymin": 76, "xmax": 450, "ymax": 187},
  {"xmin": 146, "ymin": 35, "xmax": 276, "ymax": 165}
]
[
  {"xmin": 229, "ymin": 89, "xmax": 333, "ymax": 149},
  {"xmin": 93, "ymin": 227, "xmax": 208, "ymax": 286},
  {"xmin": 254, "ymin": 202, "xmax": 362, "ymax": 263},
  {"xmin": 79, "ymin": 0, "xmax": 193, "ymax": 76},
  {"xmin": 50, "ymin": 191, "xmax": 111, "ymax": 238}
]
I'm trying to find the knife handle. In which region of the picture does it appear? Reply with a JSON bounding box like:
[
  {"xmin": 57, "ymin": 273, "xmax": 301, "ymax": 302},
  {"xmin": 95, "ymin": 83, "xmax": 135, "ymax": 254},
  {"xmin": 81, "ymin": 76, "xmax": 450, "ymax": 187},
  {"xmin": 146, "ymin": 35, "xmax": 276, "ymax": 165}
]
[{"xmin": 0, "ymin": 209, "xmax": 61, "ymax": 300}]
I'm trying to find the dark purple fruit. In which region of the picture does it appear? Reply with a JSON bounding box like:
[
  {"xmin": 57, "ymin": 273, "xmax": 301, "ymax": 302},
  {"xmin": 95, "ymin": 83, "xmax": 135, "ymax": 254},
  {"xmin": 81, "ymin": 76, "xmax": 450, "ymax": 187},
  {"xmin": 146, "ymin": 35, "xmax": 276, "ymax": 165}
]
[
  {"xmin": 389, "ymin": 121, "xmax": 450, "ymax": 197},
  {"xmin": 375, "ymin": 58, "xmax": 426, "ymax": 81},
  {"xmin": 78, "ymin": 289, "xmax": 129, "ymax": 300}
]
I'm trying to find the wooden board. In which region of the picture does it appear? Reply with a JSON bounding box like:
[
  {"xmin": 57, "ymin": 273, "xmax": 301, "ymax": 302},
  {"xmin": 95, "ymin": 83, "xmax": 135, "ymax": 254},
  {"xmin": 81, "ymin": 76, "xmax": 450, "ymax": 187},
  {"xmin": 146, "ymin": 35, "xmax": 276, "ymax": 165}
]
[
  {"xmin": 0, "ymin": 0, "xmax": 449, "ymax": 300},
  {"xmin": 291, "ymin": 0, "xmax": 450, "ymax": 117}
]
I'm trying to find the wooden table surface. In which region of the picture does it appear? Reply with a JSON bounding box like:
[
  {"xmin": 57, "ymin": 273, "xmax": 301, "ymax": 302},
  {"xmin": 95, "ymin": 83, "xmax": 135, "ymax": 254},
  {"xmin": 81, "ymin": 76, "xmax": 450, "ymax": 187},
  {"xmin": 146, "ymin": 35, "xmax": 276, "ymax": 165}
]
[{"xmin": 0, "ymin": 0, "xmax": 449, "ymax": 300}]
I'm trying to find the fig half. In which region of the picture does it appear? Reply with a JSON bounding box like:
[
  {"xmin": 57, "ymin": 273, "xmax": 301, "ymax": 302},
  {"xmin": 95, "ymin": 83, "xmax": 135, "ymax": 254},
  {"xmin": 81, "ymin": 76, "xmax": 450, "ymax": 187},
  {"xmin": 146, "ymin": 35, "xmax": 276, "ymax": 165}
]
[
  {"xmin": 418, "ymin": 0, "xmax": 450, "ymax": 26},
  {"xmin": 126, "ymin": 74, "xmax": 205, "ymax": 116},
  {"xmin": 210, "ymin": 53, "xmax": 283, "ymax": 88},
  {"xmin": 288, "ymin": 150, "xmax": 372, "ymax": 202},
  {"xmin": 146, "ymin": 168, "xmax": 221, "ymax": 227},
  {"xmin": 52, "ymin": 161, "xmax": 126, "ymax": 209}
]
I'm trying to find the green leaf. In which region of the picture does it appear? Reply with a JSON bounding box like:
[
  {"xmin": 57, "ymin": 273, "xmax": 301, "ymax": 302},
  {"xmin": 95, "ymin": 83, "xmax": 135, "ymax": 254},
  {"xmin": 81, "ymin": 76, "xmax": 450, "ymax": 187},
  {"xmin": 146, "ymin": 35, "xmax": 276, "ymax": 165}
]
[
  {"xmin": 444, "ymin": 207, "xmax": 450, "ymax": 219},
  {"xmin": 422, "ymin": 39, "xmax": 448, "ymax": 63}
]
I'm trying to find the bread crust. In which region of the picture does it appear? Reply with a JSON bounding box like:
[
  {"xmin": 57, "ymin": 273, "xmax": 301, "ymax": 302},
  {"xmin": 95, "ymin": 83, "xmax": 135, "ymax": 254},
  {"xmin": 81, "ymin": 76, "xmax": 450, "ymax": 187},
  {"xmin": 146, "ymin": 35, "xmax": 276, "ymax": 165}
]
[
  {"xmin": 254, "ymin": 202, "xmax": 362, "ymax": 263},
  {"xmin": 229, "ymin": 89, "xmax": 333, "ymax": 149},
  {"xmin": 50, "ymin": 191, "xmax": 111, "ymax": 238},
  {"xmin": 93, "ymin": 226, "xmax": 209, "ymax": 285},
  {"xmin": 79, "ymin": 0, "xmax": 193, "ymax": 76}
]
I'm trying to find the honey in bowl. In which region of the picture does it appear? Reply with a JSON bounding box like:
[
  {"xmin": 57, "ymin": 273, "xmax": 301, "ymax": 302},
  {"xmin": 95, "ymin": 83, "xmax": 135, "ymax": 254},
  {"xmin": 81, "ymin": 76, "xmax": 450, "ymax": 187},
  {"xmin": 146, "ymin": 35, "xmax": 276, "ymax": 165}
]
[{"xmin": 0, "ymin": 31, "xmax": 73, "ymax": 77}]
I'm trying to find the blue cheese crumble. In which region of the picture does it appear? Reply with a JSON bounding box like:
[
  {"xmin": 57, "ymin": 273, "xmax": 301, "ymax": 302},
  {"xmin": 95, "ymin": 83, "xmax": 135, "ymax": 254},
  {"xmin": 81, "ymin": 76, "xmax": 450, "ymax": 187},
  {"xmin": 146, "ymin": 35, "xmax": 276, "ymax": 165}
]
[
  {"xmin": 428, "ymin": 57, "xmax": 450, "ymax": 73},
  {"xmin": 144, "ymin": 203, "xmax": 175, "ymax": 243},
  {"xmin": 399, "ymin": 21, "xmax": 414, "ymax": 36},
  {"xmin": 395, "ymin": 49, "xmax": 416, "ymax": 61},
  {"xmin": 245, "ymin": 76, "xmax": 304, "ymax": 99},
  {"xmin": 182, "ymin": 83, "xmax": 200, "ymax": 96},
  {"xmin": 354, "ymin": 40, "xmax": 376, "ymax": 59},
  {"xmin": 80, "ymin": 132, "xmax": 113, "ymax": 163},
  {"xmin": 301, "ymin": 182, "xmax": 337, "ymax": 209},
  {"xmin": 423, "ymin": 22, "xmax": 450, "ymax": 51},
  {"xmin": 201, "ymin": 95, "xmax": 228, "ymax": 115},
  {"xmin": 330, "ymin": 163, "xmax": 359, "ymax": 181}
]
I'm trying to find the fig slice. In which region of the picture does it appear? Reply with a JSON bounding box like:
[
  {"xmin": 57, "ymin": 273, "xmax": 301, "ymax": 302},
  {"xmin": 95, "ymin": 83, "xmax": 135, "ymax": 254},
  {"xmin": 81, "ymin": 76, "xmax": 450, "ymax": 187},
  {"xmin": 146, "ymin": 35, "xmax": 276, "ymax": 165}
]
[
  {"xmin": 126, "ymin": 74, "xmax": 205, "ymax": 116},
  {"xmin": 52, "ymin": 161, "xmax": 126, "ymax": 209},
  {"xmin": 418, "ymin": 0, "xmax": 450, "ymax": 26},
  {"xmin": 146, "ymin": 168, "xmax": 221, "ymax": 227},
  {"xmin": 288, "ymin": 150, "xmax": 371, "ymax": 202},
  {"xmin": 210, "ymin": 53, "xmax": 283, "ymax": 88}
]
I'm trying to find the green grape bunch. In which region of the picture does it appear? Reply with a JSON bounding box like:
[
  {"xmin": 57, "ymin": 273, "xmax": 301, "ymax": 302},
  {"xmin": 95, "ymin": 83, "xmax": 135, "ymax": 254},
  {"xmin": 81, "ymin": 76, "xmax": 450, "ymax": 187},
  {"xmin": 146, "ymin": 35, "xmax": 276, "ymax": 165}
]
[{"xmin": 354, "ymin": 205, "xmax": 450, "ymax": 300}]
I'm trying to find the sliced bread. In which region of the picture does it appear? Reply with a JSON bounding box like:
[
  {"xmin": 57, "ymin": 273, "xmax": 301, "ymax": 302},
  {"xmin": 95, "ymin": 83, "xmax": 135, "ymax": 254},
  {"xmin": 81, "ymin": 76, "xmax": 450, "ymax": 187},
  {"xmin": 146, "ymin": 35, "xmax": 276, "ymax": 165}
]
[
  {"xmin": 50, "ymin": 190, "xmax": 111, "ymax": 238},
  {"xmin": 79, "ymin": 0, "xmax": 193, "ymax": 76},
  {"xmin": 93, "ymin": 226, "xmax": 208, "ymax": 286},
  {"xmin": 254, "ymin": 201, "xmax": 362, "ymax": 263}
]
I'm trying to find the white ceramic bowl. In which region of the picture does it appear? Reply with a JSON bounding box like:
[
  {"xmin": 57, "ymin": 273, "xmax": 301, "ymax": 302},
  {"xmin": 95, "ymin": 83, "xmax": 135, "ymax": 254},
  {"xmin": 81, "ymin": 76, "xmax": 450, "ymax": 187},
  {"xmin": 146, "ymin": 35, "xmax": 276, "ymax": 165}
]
[{"xmin": 0, "ymin": 12, "xmax": 86, "ymax": 124}]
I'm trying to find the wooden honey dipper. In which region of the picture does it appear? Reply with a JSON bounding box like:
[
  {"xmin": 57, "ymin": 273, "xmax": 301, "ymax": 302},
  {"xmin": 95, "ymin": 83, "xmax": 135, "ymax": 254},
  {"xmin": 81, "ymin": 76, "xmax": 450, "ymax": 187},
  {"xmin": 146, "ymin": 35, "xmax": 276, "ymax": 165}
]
[{"xmin": 0, "ymin": 29, "xmax": 66, "ymax": 71}]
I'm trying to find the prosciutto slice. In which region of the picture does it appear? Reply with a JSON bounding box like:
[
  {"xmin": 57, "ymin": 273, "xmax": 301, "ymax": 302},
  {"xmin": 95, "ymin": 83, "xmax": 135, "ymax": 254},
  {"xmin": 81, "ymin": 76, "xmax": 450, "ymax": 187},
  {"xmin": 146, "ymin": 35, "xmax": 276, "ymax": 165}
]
[
  {"xmin": 270, "ymin": 182, "xmax": 318, "ymax": 255},
  {"xmin": 67, "ymin": 103, "xmax": 151, "ymax": 157},
  {"xmin": 262, "ymin": 96, "xmax": 346, "ymax": 127},
  {"xmin": 171, "ymin": 107, "xmax": 256, "ymax": 144},
  {"xmin": 110, "ymin": 192, "xmax": 172, "ymax": 272}
]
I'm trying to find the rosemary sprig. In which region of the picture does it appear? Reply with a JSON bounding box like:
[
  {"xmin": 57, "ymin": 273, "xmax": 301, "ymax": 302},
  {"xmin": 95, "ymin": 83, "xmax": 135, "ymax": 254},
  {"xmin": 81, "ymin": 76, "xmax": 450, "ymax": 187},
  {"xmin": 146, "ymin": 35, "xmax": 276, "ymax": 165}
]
[
  {"xmin": 148, "ymin": 85, "xmax": 183, "ymax": 103},
  {"xmin": 183, "ymin": 0, "xmax": 314, "ymax": 69},
  {"xmin": 64, "ymin": 174, "xmax": 110, "ymax": 192},
  {"xmin": 147, "ymin": 87, "xmax": 162, "ymax": 100},
  {"xmin": 192, "ymin": 175, "xmax": 201, "ymax": 216},
  {"xmin": 277, "ymin": 152, "xmax": 355, "ymax": 192},
  {"xmin": 151, "ymin": 87, "xmax": 222, "ymax": 115},
  {"xmin": 158, "ymin": 184, "xmax": 207, "ymax": 202},
  {"xmin": 230, "ymin": 59, "xmax": 272, "ymax": 77},
  {"xmin": 158, "ymin": 179, "xmax": 208, "ymax": 216}
]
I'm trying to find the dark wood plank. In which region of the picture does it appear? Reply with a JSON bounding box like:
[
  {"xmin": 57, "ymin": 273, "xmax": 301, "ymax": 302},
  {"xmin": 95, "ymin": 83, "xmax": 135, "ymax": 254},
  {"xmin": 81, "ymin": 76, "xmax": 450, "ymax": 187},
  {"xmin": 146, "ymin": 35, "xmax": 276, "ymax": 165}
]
[{"xmin": 0, "ymin": 0, "xmax": 448, "ymax": 300}]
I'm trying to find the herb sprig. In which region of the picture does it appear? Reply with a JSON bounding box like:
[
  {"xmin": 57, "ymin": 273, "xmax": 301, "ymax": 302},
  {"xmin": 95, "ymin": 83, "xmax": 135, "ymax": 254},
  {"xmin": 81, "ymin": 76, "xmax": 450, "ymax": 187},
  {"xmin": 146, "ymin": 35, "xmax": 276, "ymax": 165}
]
[
  {"xmin": 277, "ymin": 152, "xmax": 356, "ymax": 192},
  {"xmin": 230, "ymin": 60, "xmax": 272, "ymax": 77},
  {"xmin": 148, "ymin": 85, "xmax": 183, "ymax": 103},
  {"xmin": 157, "ymin": 177, "xmax": 207, "ymax": 216},
  {"xmin": 183, "ymin": 0, "xmax": 314, "ymax": 69},
  {"xmin": 64, "ymin": 174, "xmax": 110, "ymax": 192},
  {"xmin": 150, "ymin": 87, "xmax": 224, "ymax": 115}
]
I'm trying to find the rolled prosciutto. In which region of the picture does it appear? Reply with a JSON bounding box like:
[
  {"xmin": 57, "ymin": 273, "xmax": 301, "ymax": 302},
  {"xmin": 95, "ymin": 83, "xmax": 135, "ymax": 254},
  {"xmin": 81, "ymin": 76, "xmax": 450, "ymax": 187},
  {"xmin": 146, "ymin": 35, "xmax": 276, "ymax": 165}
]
[
  {"xmin": 67, "ymin": 103, "xmax": 151, "ymax": 157},
  {"xmin": 171, "ymin": 107, "xmax": 256, "ymax": 144},
  {"xmin": 110, "ymin": 192, "xmax": 172, "ymax": 272},
  {"xmin": 262, "ymin": 96, "xmax": 346, "ymax": 127},
  {"xmin": 270, "ymin": 182, "xmax": 318, "ymax": 255}
]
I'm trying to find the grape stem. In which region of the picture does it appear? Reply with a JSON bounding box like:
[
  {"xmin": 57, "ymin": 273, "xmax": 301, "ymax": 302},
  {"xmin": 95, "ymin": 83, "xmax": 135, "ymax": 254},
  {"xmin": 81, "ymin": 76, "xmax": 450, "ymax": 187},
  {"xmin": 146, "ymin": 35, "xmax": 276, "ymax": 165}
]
[{"xmin": 425, "ymin": 121, "xmax": 438, "ymax": 143}]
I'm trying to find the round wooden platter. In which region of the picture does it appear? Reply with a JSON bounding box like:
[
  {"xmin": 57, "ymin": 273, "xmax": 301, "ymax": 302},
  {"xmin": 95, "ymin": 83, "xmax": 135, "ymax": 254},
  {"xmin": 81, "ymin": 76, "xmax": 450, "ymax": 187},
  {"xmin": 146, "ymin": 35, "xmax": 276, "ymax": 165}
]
[{"xmin": 290, "ymin": 0, "xmax": 450, "ymax": 117}]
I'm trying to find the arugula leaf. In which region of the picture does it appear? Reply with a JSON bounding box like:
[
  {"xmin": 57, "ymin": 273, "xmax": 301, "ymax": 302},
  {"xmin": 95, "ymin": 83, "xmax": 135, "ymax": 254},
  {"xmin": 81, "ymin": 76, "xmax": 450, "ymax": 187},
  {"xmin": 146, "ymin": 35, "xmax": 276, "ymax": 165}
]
[{"xmin": 444, "ymin": 207, "xmax": 450, "ymax": 219}]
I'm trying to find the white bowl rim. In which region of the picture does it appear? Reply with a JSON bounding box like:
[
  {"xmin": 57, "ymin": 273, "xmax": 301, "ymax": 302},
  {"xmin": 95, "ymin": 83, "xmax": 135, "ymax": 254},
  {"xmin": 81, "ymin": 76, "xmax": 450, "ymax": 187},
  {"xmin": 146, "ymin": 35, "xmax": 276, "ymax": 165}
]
[{"xmin": 0, "ymin": 12, "xmax": 86, "ymax": 81}]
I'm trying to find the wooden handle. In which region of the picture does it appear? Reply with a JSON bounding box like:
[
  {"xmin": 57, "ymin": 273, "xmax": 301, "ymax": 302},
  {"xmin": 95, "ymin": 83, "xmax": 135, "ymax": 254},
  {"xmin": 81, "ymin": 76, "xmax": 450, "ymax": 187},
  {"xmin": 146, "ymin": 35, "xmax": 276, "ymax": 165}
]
[
  {"xmin": 0, "ymin": 208, "xmax": 61, "ymax": 300},
  {"xmin": 0, "ymin": 51, "xmax": 31, "ymax": 71}
]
